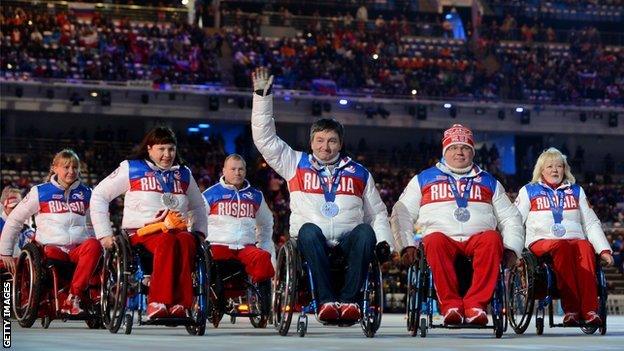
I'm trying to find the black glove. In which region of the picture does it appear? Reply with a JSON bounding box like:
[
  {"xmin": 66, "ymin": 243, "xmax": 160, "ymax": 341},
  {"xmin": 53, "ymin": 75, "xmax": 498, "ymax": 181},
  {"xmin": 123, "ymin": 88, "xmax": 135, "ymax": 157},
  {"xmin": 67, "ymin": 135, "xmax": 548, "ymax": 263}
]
[{"xmin": 375, "ymin": 241, "xmax": 391, "ymax": 263}]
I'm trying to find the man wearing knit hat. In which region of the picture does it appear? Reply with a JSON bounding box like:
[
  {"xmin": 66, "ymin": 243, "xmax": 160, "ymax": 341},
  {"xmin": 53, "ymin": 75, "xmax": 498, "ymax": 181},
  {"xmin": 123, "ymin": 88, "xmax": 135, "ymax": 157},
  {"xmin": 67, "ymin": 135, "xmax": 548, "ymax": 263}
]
[{"xmin": 390, "ymin": 124, "xmax": 524, "ymax": 326}]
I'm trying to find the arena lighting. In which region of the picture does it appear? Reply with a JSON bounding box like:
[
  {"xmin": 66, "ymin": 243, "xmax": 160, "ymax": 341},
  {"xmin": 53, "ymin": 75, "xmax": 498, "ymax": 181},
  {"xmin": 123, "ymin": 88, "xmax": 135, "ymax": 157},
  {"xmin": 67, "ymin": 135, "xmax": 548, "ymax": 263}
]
[
  {"xmin": 284, "ymin": 95, "xmax": 291, "ymax": 101},
  {"xmin": 515, "ymin": 107, "xmax": 524, "ymax": 113},
  {"xmin": 339, "ymin": 99, "xmax": 348, "ymax": 106},
  {"xmin": 443, "ymin": 103, "xmax": 452, "ymax": 109},
  {"xmin": 181, "ymin": 0, "xmax": 189, "ymax": 5},
  {"xmin": 90, "ymin": 91, "xmax": 98, "ymax": 98},
  {"xmin": 411, "ymin": 89, "xmax": 417, "ymax": 95},
  {"xmin": 198, "ymin": 123, "xmax": 210, "ymax": 128},
  {"xmin": 7, "ymin": 63, "xmax": 12, "ymax": 69},
  {"xmin": 188, "ymin": 127, "xmax": 199, "ymax": 133},
  {"xmin": 372, "ymin": 54, "xmax": 379, "ymax": 60}
]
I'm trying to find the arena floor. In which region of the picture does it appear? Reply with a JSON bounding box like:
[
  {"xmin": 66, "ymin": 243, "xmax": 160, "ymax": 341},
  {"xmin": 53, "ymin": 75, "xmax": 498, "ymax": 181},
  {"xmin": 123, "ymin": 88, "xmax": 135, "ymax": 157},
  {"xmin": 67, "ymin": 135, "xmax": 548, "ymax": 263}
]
[{"xmin": 7, "ymin": 314, "xmax": 623, "ymax": 350}]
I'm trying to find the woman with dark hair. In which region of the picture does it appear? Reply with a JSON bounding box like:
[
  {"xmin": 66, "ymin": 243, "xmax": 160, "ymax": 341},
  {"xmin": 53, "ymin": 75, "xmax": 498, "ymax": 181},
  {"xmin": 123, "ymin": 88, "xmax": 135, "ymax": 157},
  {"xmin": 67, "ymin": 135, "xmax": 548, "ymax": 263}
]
[{"xmin": 90, "ymin": 126, "xmax": 207, "ymax": 319}]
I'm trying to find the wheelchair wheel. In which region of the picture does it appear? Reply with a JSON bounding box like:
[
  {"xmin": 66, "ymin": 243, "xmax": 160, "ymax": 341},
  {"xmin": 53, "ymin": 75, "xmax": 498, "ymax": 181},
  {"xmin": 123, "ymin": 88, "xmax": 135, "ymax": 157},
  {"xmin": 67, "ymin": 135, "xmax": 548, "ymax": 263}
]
[
  {"xmin": 507, "ymin": 251, "xmax": 537, "ymax": 335},
  {"xmin": 406, "ymin": 265, "xmax": 419, "ymax": 335},
  {"xmin": 123, "ymin": 313, "xmax": 133, "ymax": 335},
  {"xmin": 536, "ymin": 316, "xmax": 544, "ymax": 335},
  {"xmin": 273, "ymin": 239, "xmax": 298, "ymax": 336},
  {"xmin": 419, "ymin": 317, "xmax": 427, "ymax": 338},
  {"xmin": 581, "ymin": 261, "xmax": 608, "ymax": 336},
  {"xmin": 186, "ymin": 240, "xmax": 212, "ymax": 336},
  {"xmin": 86, "ymin": 316, "xmax": 103, "ymax": 329},
  {"xmin": 13, "ymin": 242, "xmax": 44, "ymax": 328},
  {"xmin": 250, "ymin": 280, "xmax": 271, "ymax": 328},
  {"xmin": 406, "ymin": 248, "xmax": 426, "ymax": 337},
  {"xmin": 101, "ymin": 235, "xmax": 130, "ymax": 334},
  {"xmin": 41, "ymin": 316, "xmax": 51, "ymax": 329},
  {"xmin": 361, "ymin": 257, "xmax": 383, "ymax": 338}
]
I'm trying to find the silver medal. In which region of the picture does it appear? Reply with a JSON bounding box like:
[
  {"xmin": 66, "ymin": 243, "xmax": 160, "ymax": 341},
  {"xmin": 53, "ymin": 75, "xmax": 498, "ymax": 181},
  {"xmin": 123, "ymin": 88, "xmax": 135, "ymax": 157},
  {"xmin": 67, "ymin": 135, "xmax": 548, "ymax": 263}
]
[
  {"xmin": 551, "ymin": 223, "xmax": 566, "ymax": 237},
  {"xmin": 161, "ymin": 192, "xmax": 178, "ymax": 209},
  {"xmin": 320, "ymin": 202, "xmax": 339, "ymax": 218},
  {"xmin": 454, "ymin": 207, "xmax": 471, "ymax": 222}
]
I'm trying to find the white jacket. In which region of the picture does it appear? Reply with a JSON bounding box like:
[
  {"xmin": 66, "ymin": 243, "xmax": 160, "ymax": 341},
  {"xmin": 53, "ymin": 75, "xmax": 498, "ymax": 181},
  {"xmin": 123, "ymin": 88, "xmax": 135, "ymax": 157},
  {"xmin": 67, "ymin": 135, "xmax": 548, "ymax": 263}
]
[
  {"xmin": 391, "ymin": 162, "xmax": 525, "ymax": 256},
  {"xmin": 251, "ymin": 94, "xmax": 393, "ymax": 248},
  {"xmin": 515, "ymin": 181, "xmax": 611, "ymax": 254},
  {"xmin": 90, "ymin": 159, "xmax": 208, "ymax": 238},
  {"xmin": 203, "ymin": 177, "xmax": 275, "ymax": 262},
  {"xmin": 0, "ymin": 177, "xmax": 94, "ymax": 255}
]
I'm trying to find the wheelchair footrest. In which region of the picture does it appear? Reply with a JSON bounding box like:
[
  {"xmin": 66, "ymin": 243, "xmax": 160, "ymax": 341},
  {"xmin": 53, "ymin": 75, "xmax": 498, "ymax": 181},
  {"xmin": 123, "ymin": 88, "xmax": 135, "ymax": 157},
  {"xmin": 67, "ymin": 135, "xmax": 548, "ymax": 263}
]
[
  {"xmin": 430, "ymin": 323, "xmax": 496, "ymax": 330},
  {"xmin": 141, "ymin": 317, "xmax": 195, "ymax": 326},
  {"xmin": 318, "ymin": 320, "xmax": 359, "ymax": 327}
]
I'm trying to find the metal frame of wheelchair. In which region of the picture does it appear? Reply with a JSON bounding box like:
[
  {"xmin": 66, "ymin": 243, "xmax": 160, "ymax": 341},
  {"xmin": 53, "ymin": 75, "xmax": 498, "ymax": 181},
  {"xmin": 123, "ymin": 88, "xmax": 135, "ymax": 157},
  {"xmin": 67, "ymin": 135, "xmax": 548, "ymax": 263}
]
[
  {"xmin": 507, "ymin": 250, "xmax": 608, "ymax": 335},
  {"xmin": 272, "ymin": 238, "xmax": 383, "ymax": 338},
  {"xmin": 100, "ymin": 232, "xmax": 211, "ymax": 335},
  {"xmin": 406, "ymin": 243, "xmax": 508, "ymax": 338},
  {"xmin": 11, "ymin": 241, "xmax": 103, "ymax": 329},
  {"xmin": 208, "ymin": 258, "xmax": 271, "ymax": 328}
]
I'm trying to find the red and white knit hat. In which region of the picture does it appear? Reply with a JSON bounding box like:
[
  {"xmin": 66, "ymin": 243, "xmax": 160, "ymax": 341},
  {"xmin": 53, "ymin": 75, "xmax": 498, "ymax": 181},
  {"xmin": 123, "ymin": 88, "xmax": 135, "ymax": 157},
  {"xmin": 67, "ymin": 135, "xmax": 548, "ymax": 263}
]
[{"xmin": 442, "ymin": 124, "xmax": 474, "ymax": 155}]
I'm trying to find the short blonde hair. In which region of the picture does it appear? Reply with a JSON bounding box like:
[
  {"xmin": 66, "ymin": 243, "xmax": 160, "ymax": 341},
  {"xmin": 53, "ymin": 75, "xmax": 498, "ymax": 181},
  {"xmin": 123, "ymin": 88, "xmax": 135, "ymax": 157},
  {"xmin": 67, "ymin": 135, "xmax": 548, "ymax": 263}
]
[{"xmin": 531, "ymin": 147, "xmax": 575, "ymax": 184}]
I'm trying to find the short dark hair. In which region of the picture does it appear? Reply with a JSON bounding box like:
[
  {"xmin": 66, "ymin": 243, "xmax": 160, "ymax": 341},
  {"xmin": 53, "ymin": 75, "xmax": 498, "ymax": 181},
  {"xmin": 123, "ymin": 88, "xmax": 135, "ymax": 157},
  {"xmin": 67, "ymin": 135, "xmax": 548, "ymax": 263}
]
[
  {"xmin": 128, "ymin": 126, "xmax": 185, "ymax": 165},
  {"xmin": 309, "ymin": 118, "xmax": 344, "ymax": 143}
]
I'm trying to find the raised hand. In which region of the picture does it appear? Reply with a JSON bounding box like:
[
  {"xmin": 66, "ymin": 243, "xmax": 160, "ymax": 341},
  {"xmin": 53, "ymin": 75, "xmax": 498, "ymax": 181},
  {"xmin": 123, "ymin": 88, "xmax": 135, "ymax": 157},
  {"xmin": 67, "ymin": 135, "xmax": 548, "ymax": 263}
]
[{"xmin": 251, "ymin": 66, "xmax": 274, "ymax": 96}]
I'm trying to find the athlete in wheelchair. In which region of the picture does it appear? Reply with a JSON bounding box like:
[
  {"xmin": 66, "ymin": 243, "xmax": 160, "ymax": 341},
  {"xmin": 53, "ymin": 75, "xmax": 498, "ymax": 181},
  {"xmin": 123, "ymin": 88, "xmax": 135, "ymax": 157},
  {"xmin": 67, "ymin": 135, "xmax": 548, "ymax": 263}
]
[
  {"xmin": 0, "ymin": 187, "xmax": 35, "ymax": 282},
  {"xmin": 0, "ymin": 150, "xmax": 103, "ymax": 329},
  {"xmin": 391, "ymin": 124, "xmax": 524, "ymax": 338},
  {"xmin": 250, "ymin": 67, "xmax": 393, "ymax": 337},
  {"xmin": 202, "ymin": 154, "xmax": 274, "ymax": 328},
  {"xmin": 91, "ymin": 127, "xmax": 210, "ymax": 335},
  {"xmin": 508, "ymin": 147, "xmax": 613, "ymax": 335}
]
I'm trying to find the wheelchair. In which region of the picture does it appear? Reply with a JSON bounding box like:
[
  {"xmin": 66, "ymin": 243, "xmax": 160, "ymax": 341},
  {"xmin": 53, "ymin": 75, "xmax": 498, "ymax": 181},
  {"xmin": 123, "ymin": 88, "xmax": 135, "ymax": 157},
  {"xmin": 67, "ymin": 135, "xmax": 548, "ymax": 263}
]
[
  {"xmin": 11, "ymin": 241, "xmax": 103, "ymax": 329},
  {"xmin": 507, "ymin": 250, "xmax": 608, "ymax": 335},
  {"xmin": 405, "ymin": 243, "xmax": 508, "ymax": 338},
  {"xmin": 100, "ymin": 231, "xmax": 211, "ymax": 335},
  {"xmin": 272, "ymin": 238, "xmax": 383, "ymax": 338},
  {"xmin": 208, "ymin": 258, "xmax": 272, "ymax": 328}
]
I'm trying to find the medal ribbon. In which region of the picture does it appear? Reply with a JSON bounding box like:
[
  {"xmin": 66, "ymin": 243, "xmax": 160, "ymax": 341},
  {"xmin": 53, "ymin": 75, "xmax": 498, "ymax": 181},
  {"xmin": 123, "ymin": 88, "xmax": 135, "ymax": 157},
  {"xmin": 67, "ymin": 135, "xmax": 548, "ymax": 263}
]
[
  {"xmin": 150, "ymin": 162, "xmax": 174, "ymax": 194},
  {"xmin": 446, "ymin": 176, "xmax": 473, "ymax": 209},
  {"xmin": 316, "ymin": 166, "xmax": 342, "ymax": 203},
  {"xmin": 545, "ymin": 187, "xmax": 565, "ymax": 224}
]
